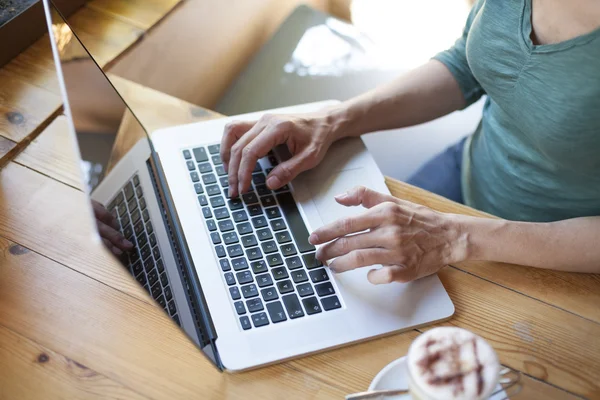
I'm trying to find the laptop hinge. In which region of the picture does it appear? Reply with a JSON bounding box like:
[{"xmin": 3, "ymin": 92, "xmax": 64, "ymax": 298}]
[{"xmin": 146, "ymin": 151, "xmax": 224, "ymax": 371}]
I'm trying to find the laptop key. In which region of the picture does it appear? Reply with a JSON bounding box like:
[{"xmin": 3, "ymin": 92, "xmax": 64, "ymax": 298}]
[
  {"xmin": 241, "ymin": 283, "xmax": 259, "ymax": 298},
  {"xmin": 215, "ymin": 245, "xmax": 226, "ymax": 258},
  {"xmin": 261, "ymin": 286, "xmax": 279, "ymax": 301},
  {"xmin": 242, "ymin": 192, "xmax": 259, "ymax": 204},
  {"xmin": 227, "ymin": 244, "xmax": 244, "ymax": 258},
  {"xmin": 223, "ymin": 231, "xmax": 239, "ymax": 245},
  {"xmin": 140, "ymin": 245, "xmax": 151, "ymax": 261},
  {"xmin": 115, "ymin": 191, "xmax": 125, "ymax": 205},
  {"xmin": 202, "ymin": 207, "xmax": 212, "ymax": 218},
  {"xmin": 270, "ymin": 219, "xmax": 286, "ymax": 231},
  {"xmin": 191, "ymin": 172, "xmax": 200, "ymax": 183},
  {"xmin": 234, "ymin": 301, "xmax": 246, "ymax": 315},
  {"xmin": 315, "ymin": 282, "xmax": 335, "ymax": 297},
  {"xmin": 260, "ymin": 195, "xmax": 276, "ymax": 207},
  {"xmin": 265, "ymin": 207, "xmax": 281, "ymax": 219},
  {"xmin": 236, "ymin": 270, "xmax": 253, "ymax": 285},
  {"xmin": 252, "ymin": 173, "xmax": 266, "ymax": 185},
  {"xmin": 123, "ymin": 225, "xmax": 134, "ymax": 240},
  {"xmin": 286, "ymin": 256, "xmax": 302, "ymax": 270},
  {"xmin": 309, "ymin": 268, "xmax": 329, "ymax": 283},
  {"xmin": 183, "ymin": 149, "xmax": 192, "ymax": 159},
  {"xmin": 291, "ymin": 269, "xmax": 308, "ymax": 283},
  {"xmin": 246, "ymin": 298, "xmax": 264, "ymax": 312},
  {"xmin": 255, "ymin": 184, "xmax": 270, "ymax": 197},
  {"xmin": 118, "ymin": 202, "xmax": 128, "ymax": 217},
  {"xmin": 297, "ymin": 283, "xmax": 314, "ymax": 297},
  {"xmin": 210, "ymin": 196, "xmax": 225, "ymax": 208},
  {"xmin": 208, "ymin": 144, "xmax": 220, "ymax": 154},
  {"xmin": 228, "ymin": 198, "xmax": 243, "ymax": 210},
  {"xmin": 256, "ymin": 273, "xmax": 273, "ymax": 288},
  {"xmin": 247, "ymin": 204, "xmax": 262, "ymax": 216},
  {"xmin": 240, "ymin": 316, "xmax": 251, "ymax": 330},
  {"xmin": 231, "ymin": 257, "xmax": 248, "ymax": 271},
  {"xmin": 193, "ymin": 147, "xmax": 208, "ymax": 163},
  {"xmin": 251, "ymin": 260, "xmax": 268, "ymax": 274},
  {"xmin": 164, "ymin": 285, "xmax": 172, "ymax": 301},
  {"xmin": 229, "ymin": 286, "xmax": 241, "ymax": 300},
  {"xmin": 241, "ymin": 234, "xmax": 258, "ymax": 248},
  {"xmin": 256, "ymin": 228, "xmax": 272, "ymax": 241},
  {"xmin": 302, "ymin": 253, "xmax": 323, "ymax": 269},
  {"xmin": 210, "ymin": 232, "xmax": 221, "ymax": 244},
  {"xmin": 236, "ymin": 222, "xmax": 253, "ymax": 235},
  {"xmin": 276, "ymin": 191, "xmax": 315, "ymax": 253},
  {"xmin": 128, "ymin": 197, "xmax": 137, "ymax": 212},
  {"xmin": 261, "ymin": 241, "xmax": 278, "ymax": 254},
  {"xmin": 212, "ymin": 154, "xmax": 222, "ymax": 165},
  {"xmin": 251, "ymin": 312, "xmax": 269, "ymax": 328},
  {"xmin": 275, "ymin": 231, "xmax": 292, "ymax": 244},
  {"xmin": 146, "ymin": 222, "xmax": 154, "ymax": 235},
  {"xmin": 198, "ymin": 195, "xmax": 208, "ymax": 207},
  {"xmin": 282, "ymin": 294, "xmax": 304, "ymax": 319},
  {"xmin": 167, "ymin": 300, "xmax": 177, "ymax": 316},
  {"xmin": 219, "ymin": 176, "xmax": 229, "ymax": 188},
  {"xmin": 321, "ymin": 295, "xmax": 341, "ymax": 311},
  {"xmin": 232, "ymin": 210, "xmax": 248, "ymax": 223},
  {"xmin": 251, "ymin": 216, "xmax": 268, "ymax": 228},
  {"xmin": 148, "ymin": 269, "xmax": 158, "ymax": 286},
  {"xmin": 137, "ymin": 233, "xmax": 148, "ymax": 248},
  {"xmin": 266, "ymin": 301, "xmax": 287, "ymax": 323},
  {"xmin": 131, "ymin": 260, "xmax": 143, "ymax": 276},
  {"xmin": 220, "ymin": 259, "xmax": 231, "ymax": 271},
  {"xmin": 218, "ymin": 219, "xmax": 234, "ymax": 232},
  {"xmin": 172, "ymin": 314, "xmax": 181, "ymax": 326},
  {"xmin": 303, "ymin": 296, "xmax": 322, "ymax": 315},
  {"xmin": 202, "ymin": 173, "xmax": 217, "ymax": 185},
  {"xmin": 267, "ymin": 253, "xmax": 284, "ymax": 267},
  {"xmin": 142, "ymin": 209, "xmax": 149, "ymax": 222},
  {"xmin": 157, "ymin": 295, "xmax": 167, "ymax": 309},
  {"xmin": 151, "ymin": 281, "xmax": 162, "ymax": 298},
  {"xmin": 224, "ymin": 272, "xmax": 236, "ymax": 286},
  {"xmin": 206, "ymin": 185, "xmax": 220, "ymax": 196},
  {"xmin": 152, "ymin": 247, "xmax": 161, "ymax": 261},
  {"xmin": 281, "ymin": 243, "xmax": 297, "ymax": 257},
  {"xmin": 131, "ymin": 209, "xmax": 141, "ymax": 225},
  {"xmin": 206, "ymin": 219, "xmax": 217, "ymax": 232},
  {"xmin": 246, "ymin": 247, "xmax": 262, "ymax": 261},
  {"xmin": 186, "ymin": 160, "xmax": 196, "ymax": 171},
  {"xmin": 276, "ymin": 185, "xmax": 290, "ymax": 192},
  {"xmin": 215, "ymin": 165, "xmax": 227, "ymax": 176},
  {"xmin": 198, "ymin": 162, "xmax": 212, "ymax": 173},
  {"xmin": 253, "ymin": 162, "xmax": 262, "ymax": 173},
  {"xmin": 272, "ymin": 266, "xmax": 288, "ymax": 280},
  {"xmin": 276, "ymin": 279, "xmax": 293, "ymax": 294},
  {"xmin": 214, "ymin": 208, "xmax": 229, "ymax": 220},
  {"xmin": 139, "ymin": 198, "xmax": 147, "ymax": 210}
]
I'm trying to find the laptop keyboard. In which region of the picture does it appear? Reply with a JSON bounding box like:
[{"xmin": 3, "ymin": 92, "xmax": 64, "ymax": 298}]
[
  {"xmin": 183, "ymin": 144, "xmax": 341, "ymax": 331},
  {"xmin": 107, "ymin": 175, "xmax": 179, "ymax": 325}
]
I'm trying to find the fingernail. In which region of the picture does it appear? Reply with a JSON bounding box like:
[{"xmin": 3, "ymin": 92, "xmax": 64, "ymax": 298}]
[
  {"xmin": 113, "ymin": 247, "xmax": 123, "ymax": 256},
  {"xmin": 308, "ymin": 233, "xmax": 317, "ymax": 244},
  {"xmin": 334, "ymin": 192, "xmax": 348, "ymax": 201},
  {"xmin": 267, "ymin": 176, "xmax": 281, "ymax": 190},
  {"xmin": 121, "ymin": 238, "xmax": 134, "ymax": 248}
]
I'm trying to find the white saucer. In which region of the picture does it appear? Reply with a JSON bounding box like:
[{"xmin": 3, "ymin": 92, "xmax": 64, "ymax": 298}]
[{"xmin": 369, "ymin": 356, "xmax": 507, "ymax": 400}]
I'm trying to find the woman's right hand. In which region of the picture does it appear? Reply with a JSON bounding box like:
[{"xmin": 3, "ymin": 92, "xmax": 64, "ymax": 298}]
[{"xmin": 221, "ymin": 110, "xmax": 343, "ymax": 198}]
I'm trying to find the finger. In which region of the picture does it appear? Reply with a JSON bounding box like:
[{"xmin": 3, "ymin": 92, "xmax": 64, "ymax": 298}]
[
  {"xmin": 101, "ymin": 238, "xmax": 123, "ymax": 256},
  {"xmin": 367, "ymin": 265, "xmax": 416, "ymax": 284},
  {"xmin": 309, "ymin": 203, "xmax": 389, "ymax": 245},
  {"xmin": 334, "ymin": 186, "xmax": 398, "ymax": 209},
  {"xmin": 92, "ymin": 200, "xmax": 118, "ymax": 229},
  {"xmin": 97, "ymin": 221, "xmax": 133, "ymax": 251},
  {"xmin": 237, "ymin": 126, "xmax": 287, "ymax": 195},
  {"xmin": 266, "ymin": 149, "xmax": 313, "ymax": 190},
  {"xmin": 328, "ymin": 248, "xmax": 391, "ymax": 273},
  {"xmin": 228, "ymin": 124, "xmax": 265, "ymax": 197},
  {"xmin": 316, "ymin": 230, "xmax": 383, "ymax": 261},
  {"xmin": 221, "ymin": 121, "xmax": 255, "ymax": 171}
]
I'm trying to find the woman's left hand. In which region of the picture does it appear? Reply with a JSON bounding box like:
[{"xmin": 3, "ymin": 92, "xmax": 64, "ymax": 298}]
[{"xmin": 308, "ymin": 186, "xmax": 468, "ymax": 284}]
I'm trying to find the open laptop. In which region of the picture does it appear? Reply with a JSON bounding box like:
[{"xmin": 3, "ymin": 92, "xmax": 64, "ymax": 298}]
[{"xmin": 43, "ymin": 0, "xmax": 454, "ymax": 371}]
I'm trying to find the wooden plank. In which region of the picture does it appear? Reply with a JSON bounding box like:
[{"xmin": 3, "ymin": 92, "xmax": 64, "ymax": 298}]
[
  {"xmin": 0, "ymin": 236, "xmax": 347, "ymax": 400},
  {"xmin": 87, "ymin": 0, "xmax": 181, "ymax": 30},
  {"xmin": 0, "ymin": 323, "xmax": 149, "ymax": 400},
  {"xmin": 0, "ymin": 136, "xmax": 17, "ymax": 160},
  {"xmin": 13, "ymin": 115, "xmax": 83, "ymax": 189},
  {"xmin": 0, "ymin": 162, "xmax": 148, "ymax": 303},
  {"xmin": 385, "ymin": 177, "xmax": 600, "ymax": 324}
]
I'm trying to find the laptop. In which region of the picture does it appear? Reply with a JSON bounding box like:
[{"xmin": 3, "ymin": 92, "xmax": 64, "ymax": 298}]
[{"xmin": 43, "ymin": 0, "xmax": 454, "ymax": 371}]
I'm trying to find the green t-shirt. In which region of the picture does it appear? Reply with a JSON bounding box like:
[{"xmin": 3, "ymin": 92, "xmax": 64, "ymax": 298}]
[{"xmin": 434, "ymin": 0, "xmax": 600, "ymax": 222}]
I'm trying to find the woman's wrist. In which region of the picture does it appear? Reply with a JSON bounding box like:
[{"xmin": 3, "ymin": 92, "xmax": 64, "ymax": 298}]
[
  {"xmin": 451, "ymin": 215, "xmax": 513, "ymax": 263},
  {"xmin": 323, "ymin": 102, "xmax": 365, "ymax": 141}
]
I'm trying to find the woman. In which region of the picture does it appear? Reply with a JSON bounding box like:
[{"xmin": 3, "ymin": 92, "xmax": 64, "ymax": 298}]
[{"xmin": 220, "ymin": 0, "xmax": 600, "ymax": 283}]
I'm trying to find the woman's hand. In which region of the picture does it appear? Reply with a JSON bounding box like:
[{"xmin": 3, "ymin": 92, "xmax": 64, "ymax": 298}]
[
  {"xmin": 92, "ymin": 200, "xmax": 134, "ymax": 256},
  {"xmin": 308, "ymin": 186, "xmax": 469, "ymax": 284},
  {"xmin": 220, "ymin": 111, "xmax": 343, "ymax": 198}
]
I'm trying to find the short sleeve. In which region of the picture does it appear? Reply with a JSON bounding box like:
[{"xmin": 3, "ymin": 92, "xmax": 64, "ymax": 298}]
[{"xmin": 433, "ymin": 0, "xmax": 486, "ymax": 108}]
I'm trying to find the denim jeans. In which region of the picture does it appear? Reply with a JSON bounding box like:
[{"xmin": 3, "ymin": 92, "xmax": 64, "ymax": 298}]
[{"xmin": 406, "ymin": 137, "xmax": 467, "ymax": 204}]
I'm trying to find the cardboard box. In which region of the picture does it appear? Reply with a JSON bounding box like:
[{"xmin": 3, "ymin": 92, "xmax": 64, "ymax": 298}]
[{"xmin": 0, "ymin": 0, "xmax": 85, "ymax": 68}]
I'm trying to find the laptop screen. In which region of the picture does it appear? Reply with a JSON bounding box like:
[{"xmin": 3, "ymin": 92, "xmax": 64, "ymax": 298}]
[{"xmin": 45, "ymin": 3, "xmax": 149, "ymax": 192}]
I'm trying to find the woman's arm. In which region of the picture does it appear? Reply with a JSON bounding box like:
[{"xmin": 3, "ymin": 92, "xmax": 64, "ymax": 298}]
[
  {"xmin": 462, "ymin": 216, "xmax": 600, "ymax": 273},
  {"xmin": 328, "ymin": 60, "xmax": 467, "ymax": 141}
]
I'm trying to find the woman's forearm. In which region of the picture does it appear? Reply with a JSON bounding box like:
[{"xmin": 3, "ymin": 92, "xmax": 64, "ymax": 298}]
[
  {"xmin": 457, "ymin": 215, "xmax": 600, "ymax": 273},
  {"xmin": 327, "ymin": 60, "xmax": 466, "ymax": 140}
]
